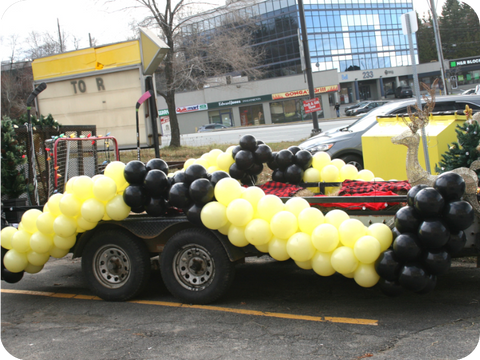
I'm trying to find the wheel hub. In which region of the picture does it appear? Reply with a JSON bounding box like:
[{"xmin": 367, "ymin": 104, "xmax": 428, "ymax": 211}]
[
  {"xmin": 94, "ymin": 246, "xmax": 131, "ymax": 289},
  {"xmin": 174, "ymin": 245, "xmax": 215, "ymax": 291}
]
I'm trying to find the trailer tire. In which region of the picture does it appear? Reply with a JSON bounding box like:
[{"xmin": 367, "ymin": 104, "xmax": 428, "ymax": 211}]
[
  {"xmin": 81, "ymin": 230, "xmax": 151, "ymax": 301},
  {"xmin": 160, "ymin": 228, "xmax": 235, "ymax": 304}
]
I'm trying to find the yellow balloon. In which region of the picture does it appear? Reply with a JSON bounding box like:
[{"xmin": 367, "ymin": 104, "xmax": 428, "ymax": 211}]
[
  {"xmin": 374, "ymin": 177, "xmax": 384, "ymax": 182},
  {"xmin": 228, "ymin": 225, "xmax": 249, "ymax": 247},
  {"xmin": 286, "ymin": 232, "xmax": 315, "ymax": 262},
  {"xmin": 200, "ymin": 201, "xmax": 228, "ymax": 230},
  {"xmin": 209, "ymin": 148, "xmax": 223, "ymax": 160},
  {"xmin": 225, "ymin": 146, "xmax": 236, "ymax": 154},
  {"xmin": 367, "ymin": 223, "xmax": 393, "ymax": 252},
  {"xmin": 3, "ymin": 249, "xmax": 28, "ymax": 272},
  {"xmin": 53, "ymin": 214, "xmax": 77, "ymax": 238},
  {"xmin": 241, "ymin": 186, "xmax": 265, "ymax": 210},
  {"xmin": 25, "ymin": 263, "xmax": 44, "ymax": 274},
  {"xmin": 321, "ymin": 164, "xmax": 340, "ymax": 182},
  {"xmin": 184, "ymin": 158, "xmax": 196, "ymax": 169},
  {"xmin": 1, "ymin": 226, "xmax": 17, "ymax": 250},
  {"xmin": 298, "ymin": 207, "xmax": 324, "ymax": 235},
  {"xmin": 354, "ymin": 263, "xmax": 380, "ymax": 288},
  {"xmin": 303, "ymin": 167, "xmax": 321, "ymax": 183},
  {"xmin": 73, "ymin": 175, "xmax": 94, "ymax": 200},
  {"xmin": 256, "ymin": 194, "xmax": 284, "ymax": 222},
  {"xmin": 102, "ymin": 212, "xmax": 112, "ymax": 221},
  {"xmin": 43, "ymin": 203, "xmax": 50, "ymax": 213},
  {"xmin": 36, "ymin": 211, "xmax": 56, "ymax": 235},
  {"xmin": 295, "ymin": 259, "xmax": 313, "ymax": 270},
  {"xmin": 255, "ymin": 243, "xmax": 270, "ymax": 253},
  {"xmin": 49, "ymin": 245, "xmax": 69, "ymax": 258},
  {"xmin": 65, "ymin": 177, "xmax": 76, "ymax": 194},
  {"xmin": 214, "ymin": 178, "xmax": 243, "ymax": 207},
  {"xmin": 354, "ymin": 236, "xmax": 381, "ymax": 264},
  {"xmin": 30, "ymin": 232, "xmax": 54, "ymax": 254},
  {"xmin": 226, "ymin": 199, "xmax": 254, "ymax": 227},
  {"xmin": 11, "ymin": 230, "xmax": 32, "ymax": 253},
  {"xmin": 311, "ymin": 223, "xmax": 339, "ymax": 252},
  {"xmin": 357, "ymin": 169, "xmax": 374, "ymax": 181},
  {"xmin": 21, "ymin": 209, "xmax": 42, "ymax": 233},
  {"xmin": 207, "ymin": 166, "xmax": 220, "ymax": 173},
  {"xmin": 93, "ymin": 176, "xmax": 117, "ymax": 202},
  {"xmin": 285, "ymin": 197, "xmax": 310, "ymax": 217},
  {"xmin": 27, "ymin": 250, "xmax": 50, "ymax": 266},
  {"xmin": 53, "ymin": 234, "xmax": 77, "ymax": 250},
  {"xmin": 330, "ymin": 246, "xmax": 358, "ymax": 275},
  {"xmin": 216, "ymin": 152, "xmax": 235, "ymax": 171},
  {"xmin": 343, "ymin": 272, "xmax": 355, "ymax": 279},
  {"xmin": 339, "ymin": 164, "xmax": 359, "ymax": 181},
  {"xmin": 245, "ymin": 219, "xmax": 272, "ymax": 246},
  {"xmin": 268, "ymin": 237, "xmax": 290, "ymax": 261},
  {"xmin": 194, "ymin": 158, "xmax": 209, "ymax": 169},
  {"xmin": 311, "ymin": 251, "xmax": 336, "ymax": 276},
  {"xmin": 77, "ymin": 216, "xmax": 97, "ymax": 230},
  {"xmin": 270, "ymin": 211, "xmax": 298, "ymax": 240},
  {"xmin": 338, "ymin": 219, "xmax": 366, "ymax": 248},
  {"xmin": 104, "ymin": 161, "xmax": 127, "ymax": 190},
  {"xmin": 324, "ymin": 209, "xmax": 350, "ymax": 229},
  {"xmin": 330, "ymin": 158, "xmax": 346, "ymax": 170},
  {"xmin": 217, "ymin": 221, "xmax": 231, "ymax": 236},
  {"xmin": 106, "ymin": 195, "xmax": 131, "ymax": 221},
  {"xmin": 81, "ymin": 198, "xmax": 105, "ymax": 223},
  {"xmin": 47, "ymin": 193, "xmax": 64, "ymax": 216},
  {"xmin": 312, "ymin": 152, "xmax": 331, "ymax": 171},
  {"xmin": 59, "ymin": 193, "xmax": 82, "ymax": 217}
]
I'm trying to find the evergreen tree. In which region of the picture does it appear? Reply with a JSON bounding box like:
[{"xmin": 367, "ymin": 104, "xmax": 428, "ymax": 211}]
[
  {"xmin": 417, "ymin": 12, "xmax": 437, "ymax": 63},
  {"xmin": 436, "ymin": 120, "xmax": 480, "ymax": 177}
]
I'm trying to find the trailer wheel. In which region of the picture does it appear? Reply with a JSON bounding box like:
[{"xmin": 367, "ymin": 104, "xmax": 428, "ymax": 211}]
[
  {"xmin": 81, "ymin": 230, "xmax": 151, "ymax": 301},
  {"xmin": 160, "ymin": 228, "xmax": 235, "ymax": 304}
]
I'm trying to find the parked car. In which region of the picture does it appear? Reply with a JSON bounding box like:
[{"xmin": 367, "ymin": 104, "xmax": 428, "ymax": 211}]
[
  {"xmin": 395, "ymin": 86, "xmax": 413, "ymax": 98},
  {"xmin": 343, "ymin": 101, "xmax": 370, "ymax": 115},
  {"xmin": 462, "ymin": 88, "xmax": 476, "ymax": 95},
  {"xmin": 349, "ymin": 101, "xmax": 390, "ymax": 116},
  {"xmin": 298, "ymin": 95, "xmax": 480, "ymax": 170},
  {"xmin": 197, "ymin": 123, "xmax": 228, "ymax": 132}
]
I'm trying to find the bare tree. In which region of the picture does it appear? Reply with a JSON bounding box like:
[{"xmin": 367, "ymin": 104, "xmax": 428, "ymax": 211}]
[{"xmin": 1, "ymin": 61, "xmax": 33, "ymax": 119}]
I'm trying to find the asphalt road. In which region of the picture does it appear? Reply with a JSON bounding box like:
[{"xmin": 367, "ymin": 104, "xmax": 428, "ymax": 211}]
[{"xmin": 2, "ymin": 255, "xmax": 480, "ymax": 360}]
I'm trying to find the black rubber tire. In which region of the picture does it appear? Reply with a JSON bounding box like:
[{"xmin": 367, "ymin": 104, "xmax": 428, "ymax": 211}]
[
  {"xmin": 81, "ymin": 230, "xmax": 151, "ymax": 301},
  {"xmin": 160, "ymin": 228, "xmax": 235, "ymax": 304},
  {"xmin": 340, "ymin": 154, "xmax": 364, "ymax": 171}
]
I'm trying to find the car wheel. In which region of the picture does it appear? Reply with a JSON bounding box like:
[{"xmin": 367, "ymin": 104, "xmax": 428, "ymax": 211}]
[{"xmin": 340, "ymin": 155, "xmax": 364, "ymax": 171}]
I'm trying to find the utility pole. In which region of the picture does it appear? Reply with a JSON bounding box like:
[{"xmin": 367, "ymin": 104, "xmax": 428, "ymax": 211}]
[
  {"xmin": 57, "ymin": 18, "xmax": 63, "ymax": 53},
  {"xmin": 429, "ymin": 0, "xmax": 448, "ymax": 95},
  {"xmin": 297, "ymin": 0, "xmax": 321, "ymax": 136}
]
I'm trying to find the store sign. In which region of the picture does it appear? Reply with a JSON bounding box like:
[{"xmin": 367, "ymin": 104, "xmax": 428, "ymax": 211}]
[
  {"xmin": 208, "ymin": 95, "xmax": 272, "ymax": 109},
  {"xmin": 158, "ymin": 109, "xmax": 169, "ymax": 116},
  {"xmin": 176, "ymin": 104, "xmax": 207, "ymax": 114},
  {"xmin": 451, "ymin": 57, "xmax": 480, "ymax": 67},
  {"xmin": 272, "ymin": 85, "xmax": 339, "ymax": 100},
  {"xmin": 303, "ymin": 98, "xmax": 321, "ymax": 114}
]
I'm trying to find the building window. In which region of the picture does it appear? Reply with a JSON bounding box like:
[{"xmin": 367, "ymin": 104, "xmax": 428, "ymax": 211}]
[
  {"xmin": 208, "ymin": 110, "xmax": 234, "ymax": 127},
  {"xmin": 269, "ymin": 97, "xmax": 324, "ymax": 124},
  {"xmin": 239, "ymin": 104, "xmax": 265, "ymax": 126}
]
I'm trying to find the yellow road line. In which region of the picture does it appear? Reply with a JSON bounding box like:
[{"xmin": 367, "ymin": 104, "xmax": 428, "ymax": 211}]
[{"xmin": 2, "ymin": 289, "xmax": 378, "ymax": 326}]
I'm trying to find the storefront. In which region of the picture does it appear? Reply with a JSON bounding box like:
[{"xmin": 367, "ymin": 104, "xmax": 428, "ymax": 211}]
[{"xmin": 448, "ymin": 56, "xmax": 480, "ymax": 91}]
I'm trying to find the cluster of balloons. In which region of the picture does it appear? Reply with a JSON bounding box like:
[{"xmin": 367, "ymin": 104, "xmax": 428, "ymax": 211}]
[
  {"xmin": 1, "ymin": 161, "xmax": 132, "ymax": 274},
  {"xmin": 268, "ymin": 146, "xmax": 313, "ymax": 186},
  {"xmin": 122, "ymin": 159, "xmax": 170, "ymax": 216},
  {"xmin": 375, "ymin": 172, "xmax": 474, "ymax": 296},
  {"xmin": 199, "ymin": 177, "xmax": 393, "ymax": 288}
]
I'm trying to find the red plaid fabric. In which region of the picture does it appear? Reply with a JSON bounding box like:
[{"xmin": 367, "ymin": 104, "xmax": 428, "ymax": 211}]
[
  {"xmin": 312, "ymin": 191, "xmax": 404, "ymax": 211},
  {"xmin": 258, "ymin": 181, "xmax": 304, "ymax": 197},
  {"xmin": 339, "ymin": 180, "xmax": 411, "ymax": 195}
]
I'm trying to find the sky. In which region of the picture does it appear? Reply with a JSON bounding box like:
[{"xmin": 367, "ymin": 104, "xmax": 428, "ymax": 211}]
[{"xmin": 0, "ymin": 0, "xmax": 458, "ymax": 62}]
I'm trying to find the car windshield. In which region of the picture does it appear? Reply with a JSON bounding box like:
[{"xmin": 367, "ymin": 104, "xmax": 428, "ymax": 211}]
[{"xmin": 346, "ymin": 102, "xmax": 402, "ymax": 132}]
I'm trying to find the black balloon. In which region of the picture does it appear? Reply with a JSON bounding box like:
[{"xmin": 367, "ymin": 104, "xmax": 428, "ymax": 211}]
[
  {"xmin": 256, "ymin": 140, "xmax": 265, "ymax": 146},
  {"xmin": 241, "ymin": 174, "xmax": 257, "ymax": 186},
  {"xmin": 394, "ymin": 206, "xmax": 421, "ymax": 234},
  {"xmin": 276, "ymin": 149, "xmax": 294, "ymax": 170},
  {"xmin": 235, "ymin": 150, "xmax": 255, "ymax": 170},
  {"xmin": 421, "ymin": 249, "xmax": 451, "ymax": 275},
  {"xmin": 146, "ymin": 158, "xmax": 169, "ymax": 175},
  {"xmin": 443, "ymin": 200, "xmax": 474, "ymax": 231},
  {"xmin": 415, "ymin": 274, "xmax": 437, "ymax": 295},
  {"xmin": 445, "ymin": 229, "xmax": 467, "ymax": 255},
  {"xmin": 124, "ymin": 160, "xmax": 147, "ymax": 185},
  {"xmin": 229, "ymin": 163, "xmax": 245, "ymax": 180},
  {"xmin": 145, "ymin": 197, "xmax": 167, "ymax": 217},
  {"xmin": 186, "ymin": 204, "xmax": 204, "ymax": 226},
  {"xmin": 392, "ymin": 227, "xmax": 401, "ymax": 241},
  {"xmin": 254, "ymin": 144, "xmax": 273, "ymax": 164},
  {"xmin": 272, "ymin": 169, "xmax": 285, "ymax": 183},
  {"xmin": 231, "ymin": 145, "xmax": 242, "ymax": 158},
  {"xmin": 398, "ymin": 263, "xmax": 429, "ymax": 292},
  {"xmin": 144, "ymin": 169, "xmax": 170, "ymax": 198},
  {"xmin": 375, "ymin": 250, "xmax": 402, "ymax": 281},
  {"xmin": 189, "ymin": 178, "xmax": 214, "ymax": 205},
  {"xmin": 184, "ymin": 164, "xmax": 208, "ymax": 184},
  {"xmin": 267, "ymin": 152, "xmax": 279, "ymax": 171},
  {"xmin": 1, "ymin": 269, "xmax": 24, "ymax": 284},
  {"xmin": 417, "ymin": 219, "xmax": 450, "ymax": 250},
  {"xmin": 434, "ymin": 171, "xmax": 465, "ymax": 202},
  {"xmin": 284, "ymin": 164, "xmax": 304, "ymax": 184},
  {"xmin": 239, "ymin": 135, "xmax": 257, "ymax": 152},
  {"xmin": 122, "ymin": 185, "xmax": 148, "ymax": 209},
  {"xmin": 288, "ymin": 146, "xmax": 301, "ymax": 155},
  {"xmin": 294, "ymin": 150, "xmax": 313, "ymax": 170},
  {"xmin": 414, "ymin": 187, "xmax": 445, "ymax": 217},
  {"xmin": 245, "ymin": 162, "xmax": 264, "ymax": 176},
  {"xmin": 130, "ymin": 205, "xmax": 145, "ymax": 214},
  {"xmin": 378, "ymin": 279, "xmax": 404, "ymax": 297},
  {"xmin": 168, "ymin": 182, "xmax": 191, "ymax": 209},
  {"xmin": 392, "ymin": 233, "xmax": 423, "ymax": 262},
  {"xmin": 172, "ymin": 171, "xmax": 186, "ymax": 185},
  {"xmin": 407, "ymin": 184, "xmax": 429, "ymax": 207},
  {"xmin": 210, "ymin": 171, "xmax": 231, "ymax": 187}
]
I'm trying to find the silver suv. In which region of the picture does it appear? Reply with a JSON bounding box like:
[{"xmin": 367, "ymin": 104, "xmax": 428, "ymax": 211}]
[{"xmin": 299, "ymin": 95, "xmax": 480, "ymax": 170}]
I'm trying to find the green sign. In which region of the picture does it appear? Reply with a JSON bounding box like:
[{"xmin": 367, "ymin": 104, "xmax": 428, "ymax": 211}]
[
  {"xmin": 450, "ymin": 61, "xmax": 457, "ymax": 67},
  {"xmin": 158, "ymin": 109, "xmax": 169, "ymax": 116},
  {"xmin": 475, "ymin": 72, "xmax": 479, "ymax": 79},
  {"xmin": 466, "ymin": 74, "xmax": 471, "ymax": 81},
  {"xmin": 208, "ymin": 95, "xmax": 273, "ymax": 109},
  {"xmin": 458, "ymin": 75, "xmax": 464, "ymax": 81}
]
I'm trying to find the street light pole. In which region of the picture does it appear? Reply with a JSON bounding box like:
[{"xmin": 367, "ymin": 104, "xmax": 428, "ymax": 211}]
[{"xmin": 429, "ymin": 0, "xmax": 448, "ymax": 95}]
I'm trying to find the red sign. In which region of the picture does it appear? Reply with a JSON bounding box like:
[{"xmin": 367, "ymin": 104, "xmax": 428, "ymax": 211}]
[{"xmin": 303, "ymin": 98, "xmax": 321, "ymax": 114}]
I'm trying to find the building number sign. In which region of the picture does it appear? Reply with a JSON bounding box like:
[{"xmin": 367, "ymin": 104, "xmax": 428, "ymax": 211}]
[{"xmin": 362, "ymin": 71, "xmax": 374, "ymax": 79}]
